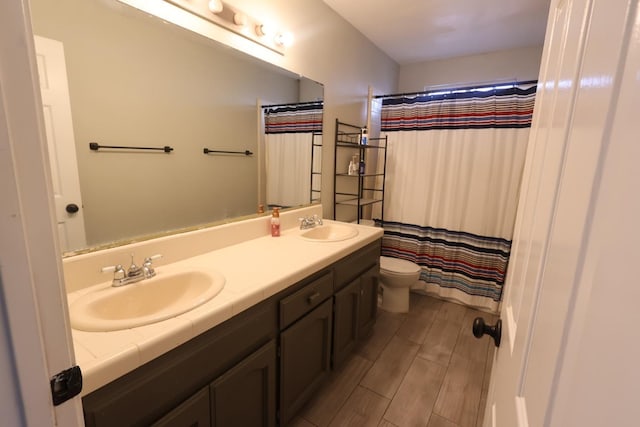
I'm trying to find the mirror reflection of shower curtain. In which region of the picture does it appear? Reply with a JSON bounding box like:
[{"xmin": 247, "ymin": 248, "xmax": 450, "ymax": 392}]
[
  {"xmin": 265, "ymin": 132, "xmax": 312, "ymax": 207},
  {"xmin": 263, "ymin": 101, "xmax": 323, "ymax": 208}
]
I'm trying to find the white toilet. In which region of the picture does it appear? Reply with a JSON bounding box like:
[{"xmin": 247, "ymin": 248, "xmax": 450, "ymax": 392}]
[{"xmin": 379, "ymin": 256, "xmax": 422, "ymax": 313}]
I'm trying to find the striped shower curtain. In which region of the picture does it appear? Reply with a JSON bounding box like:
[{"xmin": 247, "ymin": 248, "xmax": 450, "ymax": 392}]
[
  {"xmin": 264, "ymin": 102, "xmax": 322, "ymax": 208},
  {"xmin": 380, "ymin": 83, "xmax": 536, "ymax": 312}
]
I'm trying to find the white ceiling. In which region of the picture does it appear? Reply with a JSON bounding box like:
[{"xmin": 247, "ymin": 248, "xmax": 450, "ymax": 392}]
[{"xmin": 322, "ymin": 0, "xmax": 552, "ymax": 65}]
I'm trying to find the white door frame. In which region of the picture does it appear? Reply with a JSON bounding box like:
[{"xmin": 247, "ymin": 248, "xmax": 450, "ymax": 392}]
[{"xmin": 0, "ymin": 0, "xmax": 83, "ymax": 425}]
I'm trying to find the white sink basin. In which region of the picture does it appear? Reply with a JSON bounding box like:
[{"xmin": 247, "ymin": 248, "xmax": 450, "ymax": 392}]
[
  {"xmin": 300, "ymin": 224, "xmax": 359, "ymax": 242},
  {"xmin": 70, "ymin": 269, "xmax": 225, "ymax": 332}
]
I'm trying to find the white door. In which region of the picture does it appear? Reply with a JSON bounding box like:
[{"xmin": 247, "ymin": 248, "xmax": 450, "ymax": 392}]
[
  {"xmin": 34, "ymin": 35, "xmax": 87, "ymax": 252},
  {"xmin": 1, "ymin": 2, "xmax": 84, "ymax": 425},
  {"xmin": 484, "ymin": 0, "xmax": 639, "ymax": 425}
]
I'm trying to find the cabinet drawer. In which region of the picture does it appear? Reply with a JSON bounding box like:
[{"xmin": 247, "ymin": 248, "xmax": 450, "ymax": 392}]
[{"xmin": 280, "ymin": 270, "xmax": 333, "ymax": 329}]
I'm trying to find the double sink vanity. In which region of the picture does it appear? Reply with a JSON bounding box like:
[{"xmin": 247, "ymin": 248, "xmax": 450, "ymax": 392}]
[{"xmin": 64, "ymin": 205, "xmax": 383, "ymax": 426}]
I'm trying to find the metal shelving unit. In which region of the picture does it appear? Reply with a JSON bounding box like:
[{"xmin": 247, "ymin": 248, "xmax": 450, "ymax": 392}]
[{"xmin": 333, "ymin": 119, "xmax": 387, "ymax": 224}]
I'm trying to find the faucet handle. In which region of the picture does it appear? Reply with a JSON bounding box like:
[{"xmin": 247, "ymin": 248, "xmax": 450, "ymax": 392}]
[
  {"xmin": 144, "ymin": 254, "xmax": 163, "ymax": 263},
  {"xmin": 101, "ymin": 264, "xmax": 125, "ymax": 276},
  {"xmin": 101, "ymin": 264, "xmax": 126, "ymax": 286},
  {"xmin": 143, "ymin": 254, "xmax": 162, "ymax": 278}
]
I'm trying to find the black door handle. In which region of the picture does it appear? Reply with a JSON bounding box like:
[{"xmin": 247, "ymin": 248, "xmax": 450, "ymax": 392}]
[
  {"xmin": 473, "ymin": 317, "xmax": 502, "ymax": 347},
  {"xmin": 66, "ymin": 203, "xmax": 79, "ymax": 214}
]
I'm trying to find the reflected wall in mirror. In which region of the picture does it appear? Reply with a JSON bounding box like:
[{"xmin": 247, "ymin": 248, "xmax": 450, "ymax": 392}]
[{"xmin": 29, "ymin": 0, "xmax": 323, "ymax": 255}]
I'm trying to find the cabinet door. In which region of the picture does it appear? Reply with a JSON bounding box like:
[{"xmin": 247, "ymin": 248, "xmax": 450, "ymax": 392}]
[
  {"xmin": 210, "ymin": 340, "xmax": 277, "ymax": 427},
  {"xmin": 332, "ymin": 278, "xmax": 360, "ymax": 369},
  {"xmin": 151, "ymin": 387, "xmax": 210, "ymax": 427},
  {"xmin": 280, "ymin": 299, "xmax": 333, "ymax": 425},
  {"xmin": 358, "ymin": 265, "xmax": 379, "ymax": 339}
]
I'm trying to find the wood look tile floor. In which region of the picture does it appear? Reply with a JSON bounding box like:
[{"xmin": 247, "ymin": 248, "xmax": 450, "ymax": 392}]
[{"xmin": 290, "ymin": 293, "xmax": 496, "ymax": 427}]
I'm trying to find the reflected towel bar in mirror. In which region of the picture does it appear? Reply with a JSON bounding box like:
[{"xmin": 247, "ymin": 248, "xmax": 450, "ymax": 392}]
[
  {"xmin": 203, "ymin": 148, "xmax": 253, "ymax": 156},
  {"xmin": 89, "ymin": 142, "xmax": 174, "ymax": 153}
]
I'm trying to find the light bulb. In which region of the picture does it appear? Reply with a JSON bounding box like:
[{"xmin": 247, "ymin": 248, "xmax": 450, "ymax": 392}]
[
  {"xmin": 208, "ymin": 0, "xmax": 223, "ymax": 14},
  {"xmin": 234, "ymin": 12, "xmax": 247, "ymax": 27},
  {"xmin": 256, "ymin": 23, "xmax": 274, "ymax": 37},
  {"xmin": 274, "ymin": 32, "xmax": 294, "ymax": 47}
]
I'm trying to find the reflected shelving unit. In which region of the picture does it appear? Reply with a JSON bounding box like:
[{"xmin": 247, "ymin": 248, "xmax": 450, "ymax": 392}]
[
  {"xmin": 333, "ymin": 119, "xmax": 387, "ymax": 224},
  {"xmin": 310, "ymin": 131, "xmax": 322, "ymax": 203}
]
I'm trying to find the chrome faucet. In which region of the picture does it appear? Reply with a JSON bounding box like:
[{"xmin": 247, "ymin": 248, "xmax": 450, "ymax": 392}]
[
  {"xmin": 126, "ymin": 254, "xmax": 144, "ymax": 281},
  {"xmin": 102, "ymin": 254, "xmax": 163, "ymax": 287},
  {"xmin": 298, "ymin": 214, "xmax": 323, "ymax": 230}
]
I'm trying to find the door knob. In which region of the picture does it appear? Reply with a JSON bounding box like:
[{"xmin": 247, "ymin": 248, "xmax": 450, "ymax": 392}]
[
  {"xmin": 473, "ymin": 317, "xmax": 502, "ymax": 347},
  {"xmin": 65, "ymin": 203, "xmax": 80, "ymax": 214}
]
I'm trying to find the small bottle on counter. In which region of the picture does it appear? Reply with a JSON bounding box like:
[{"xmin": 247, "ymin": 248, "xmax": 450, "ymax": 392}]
[
  {"xmin": 271, "ymin": 207, "xmax": 280, "ymax": 237},
  {"xmin": 258, "ymin": 204, "xmax": 265, "ymax": 214}
]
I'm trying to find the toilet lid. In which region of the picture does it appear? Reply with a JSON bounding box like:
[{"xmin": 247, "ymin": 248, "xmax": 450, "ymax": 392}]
[{"xmin": 380, "ymin": 256, "xmax": 421, "ymax": 274}]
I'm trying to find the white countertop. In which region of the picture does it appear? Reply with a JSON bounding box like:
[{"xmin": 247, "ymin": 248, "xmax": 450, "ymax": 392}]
[{"xmin": 68, "ymin": 219, "xmax": 383, "ymax": 396}]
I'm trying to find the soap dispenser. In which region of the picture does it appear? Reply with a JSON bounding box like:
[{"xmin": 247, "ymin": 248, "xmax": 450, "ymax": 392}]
[{"xmin": 271, "ymin": 207, "xmax": 280, "ymax": 237}]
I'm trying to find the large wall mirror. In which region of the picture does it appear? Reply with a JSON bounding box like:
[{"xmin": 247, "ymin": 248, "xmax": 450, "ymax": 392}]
[{"xmin": 29, "ymin": 0, "xmax": 323, "ymax": 256}]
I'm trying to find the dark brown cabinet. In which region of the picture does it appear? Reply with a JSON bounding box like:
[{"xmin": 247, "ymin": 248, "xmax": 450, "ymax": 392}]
[
  {"xmin": 82, "ymin": 300, "xmax": 278, "ymax": 427},
  {"xmin": 151, "ymin": 388, "xmax": 210, "ymax": 427},
  {"xmin": 210, "ymin": 340, "xmax": 277, "ymax": 427},
  {"xmin": 332, "ymin": 278, "xmax": 360, "ymax": 368},
  {"xmin": 331, "ymin": 264, "xmax": 380, "ymax": 369},
  {"xmin": 358, "ymin": 264, "xmax": 380, "ymax": 339},
  {"xmin": 151, "ymin": 340, "xmax": 277, "ymax": 427},
  {"xmin": 278, "ymin": 270, "xmax": 335, "ymax": 425},
  {"xmin": 81, "ymin": 239, "xmax": 380, "ymax": 427},
  {"xmin": 332, "ymin": 241, "xmax": 380, "ymax": 369}
]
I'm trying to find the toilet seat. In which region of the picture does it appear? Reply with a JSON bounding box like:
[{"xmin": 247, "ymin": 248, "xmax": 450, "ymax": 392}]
[{"xmin": 380, "ymin": 256, "xmax": 421, "ymax": 276}]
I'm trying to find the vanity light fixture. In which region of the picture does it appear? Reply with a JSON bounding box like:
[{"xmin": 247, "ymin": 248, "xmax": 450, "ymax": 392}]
[
  {"xmin": 163, "ymin": 0, "xmax": 291, "ymax": 54},
  {"xmin": 207, "ymin": 0, "xmax": 223, "ymax": 13}
]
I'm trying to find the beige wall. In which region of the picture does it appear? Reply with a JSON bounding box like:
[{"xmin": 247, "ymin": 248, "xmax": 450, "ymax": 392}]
[{"xmin": 398, "ymin": 46, "xmax": 544, "ymax": 93}]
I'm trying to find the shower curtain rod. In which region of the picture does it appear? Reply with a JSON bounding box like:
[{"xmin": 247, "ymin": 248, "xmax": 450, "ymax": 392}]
[
  {"xmin": 261, "ymin": 100, "xmax": 323, "ymax": 109},
  {"xmin": 373, "ymin": 79, "xmax": 538, "ymax": 100}
]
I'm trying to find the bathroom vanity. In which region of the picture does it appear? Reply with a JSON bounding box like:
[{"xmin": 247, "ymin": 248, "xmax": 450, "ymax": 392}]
[{"xmin": 66, "ymin": 206, "xmax": 382, "ymax": 426}]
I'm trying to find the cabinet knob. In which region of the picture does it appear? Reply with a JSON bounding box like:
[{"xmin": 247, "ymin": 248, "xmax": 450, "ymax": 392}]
[{"xmin": 307, "ymin": 291, "xmax": 321, "ymax": 304}]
